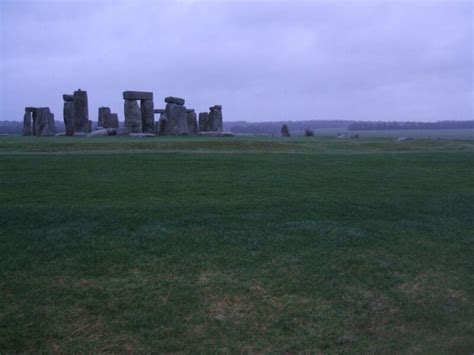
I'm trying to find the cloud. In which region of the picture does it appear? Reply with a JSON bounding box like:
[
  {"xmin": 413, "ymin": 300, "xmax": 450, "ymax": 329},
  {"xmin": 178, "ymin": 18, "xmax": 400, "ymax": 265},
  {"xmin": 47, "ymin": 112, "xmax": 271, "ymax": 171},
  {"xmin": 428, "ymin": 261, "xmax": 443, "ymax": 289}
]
[{"xmin": 1, "ymin": 0, "xmax": 472, "ymax": 122}]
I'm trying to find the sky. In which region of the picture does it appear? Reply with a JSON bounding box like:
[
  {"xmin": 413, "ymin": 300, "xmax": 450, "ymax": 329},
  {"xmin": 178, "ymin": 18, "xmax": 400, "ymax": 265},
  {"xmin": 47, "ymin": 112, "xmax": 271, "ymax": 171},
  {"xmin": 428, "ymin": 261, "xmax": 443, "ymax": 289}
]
[{"xmin": 0, "ymin": 0, "xmax": 473, "ymax": 122}]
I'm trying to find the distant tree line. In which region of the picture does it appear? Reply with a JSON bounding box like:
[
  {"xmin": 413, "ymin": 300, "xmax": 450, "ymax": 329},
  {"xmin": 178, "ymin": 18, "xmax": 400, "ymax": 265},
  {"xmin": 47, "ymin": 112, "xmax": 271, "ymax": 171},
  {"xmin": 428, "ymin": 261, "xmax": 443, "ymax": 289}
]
[{"xmin": 348, "ymin": 120, "xmax": 474, "ymax": 131}]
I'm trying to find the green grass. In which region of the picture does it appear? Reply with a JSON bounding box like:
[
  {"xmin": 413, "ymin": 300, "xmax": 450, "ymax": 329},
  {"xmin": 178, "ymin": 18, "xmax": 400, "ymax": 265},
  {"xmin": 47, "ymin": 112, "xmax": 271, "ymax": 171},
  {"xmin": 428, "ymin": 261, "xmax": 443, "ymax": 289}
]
[{"xmin": 1, "ymin": 136, "xmax": 473, "ymax": 352}]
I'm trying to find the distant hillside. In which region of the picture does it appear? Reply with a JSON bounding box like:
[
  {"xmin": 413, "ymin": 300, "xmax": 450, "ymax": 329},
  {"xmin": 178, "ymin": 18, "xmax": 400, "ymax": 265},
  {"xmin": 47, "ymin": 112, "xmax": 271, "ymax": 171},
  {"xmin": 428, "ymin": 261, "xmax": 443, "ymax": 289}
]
[
  {"xmin": 224, "ymin": 120, "xmax": 353, "ymax": 135},
  {"xmin": 348, "ymin": 120, "xmax": 474, "ymax": 130}
]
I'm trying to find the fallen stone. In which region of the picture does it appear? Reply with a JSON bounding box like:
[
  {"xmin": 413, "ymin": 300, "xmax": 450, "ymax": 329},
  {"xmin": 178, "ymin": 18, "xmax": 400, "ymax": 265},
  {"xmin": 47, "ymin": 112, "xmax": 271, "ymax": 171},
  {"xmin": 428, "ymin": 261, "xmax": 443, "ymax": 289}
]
[
  {"xmin": 129, "ymin": 132, "xmax": 155, "ymax": 138},
  {"xmin": 86, "ymin": 128, "xmax": 118, "ymax": 137},
  {"xmin": 116, "ymin": 127, "xmax": 128, "ymax": 135},
  {"xmin": 73, "ymin": 132, "xmax": 86, "ymax": 137},
  {"xmin": 55, "ymin": 132, "xmax": 66, "ymax": 136},
  {"xmin": 124, "ymin": 99, "xmax": 142, "ymax": 133},
  {"xmin": 396, "ymin": 136, "xmax": 415, "ymax": 141},
  {"xmin": 63, "ymin": 94, "xmax": 74, "ymax": 102},
  {"xmin": 165, "ymin": 96, "xmax": 185, "ymax": 105},
  {"xmin": 123, "ymin": 91, "xmax": 153, "ymax": 100}
]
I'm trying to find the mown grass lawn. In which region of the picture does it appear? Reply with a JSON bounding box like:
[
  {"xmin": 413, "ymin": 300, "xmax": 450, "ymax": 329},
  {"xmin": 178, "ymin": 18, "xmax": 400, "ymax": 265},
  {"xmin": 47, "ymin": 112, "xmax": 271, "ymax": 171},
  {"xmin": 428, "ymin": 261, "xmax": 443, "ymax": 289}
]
[{"xmin": 1, "ymin": 136, "xmax": 473, "ymax": 352}]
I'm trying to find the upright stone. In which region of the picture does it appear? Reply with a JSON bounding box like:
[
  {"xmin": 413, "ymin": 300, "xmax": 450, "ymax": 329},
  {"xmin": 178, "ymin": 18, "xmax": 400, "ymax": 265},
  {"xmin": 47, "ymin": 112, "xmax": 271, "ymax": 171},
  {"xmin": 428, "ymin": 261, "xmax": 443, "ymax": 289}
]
[
  {"xmin": 186, "ymin": 109, "xmax": 198, "ymax": 135},
  {"xmin": 108, "ymin": 113, "xmax": 119, "ymax": 129},
  {"xmin": 165, "ymin": 103, "xmax": 188, "ymax": 135},
  {"xmin": 281, "ymin": 124, "xmax": 290, "ymax": 137},
  {"xmin": 141, "ymin": 99, "xmax": 155, "ymax": 133},
  {"xmin": 63, "ymin": 101, "xmax": 75, "ymax": 136},
  {"xmin": 35, "ymin": 108, "xmax": 55, "ymax": 136},
  {"xmin": 157, "ymin": 114, "xmax": 168, "ymax": 135},
  {"xmin": 124, "ymin": 100, "xmax": 142, "ymax": 133},
  {"xmin": 208, "ymin": 105, "xmax": 223, "ymax": 132},
  {"xmin": 98, "ymin": 107, "xmax": 111, "ymax": 128},
  {"xmin": 73, "ymin": 89, "xmax": 89, "ymax": 132},
  {"xmin": 23, "ymin": 111, "xmax": 32, "ymax": 136},
  {"xmin": 199, "ymin": 112, "xmax": 209, "ymax": 132}
]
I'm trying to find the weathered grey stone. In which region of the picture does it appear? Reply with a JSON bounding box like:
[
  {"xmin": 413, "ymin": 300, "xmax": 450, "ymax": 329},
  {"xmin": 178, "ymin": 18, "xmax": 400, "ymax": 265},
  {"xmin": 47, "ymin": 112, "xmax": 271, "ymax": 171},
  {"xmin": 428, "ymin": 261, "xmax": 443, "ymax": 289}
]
[
  {"xmin": 186, "ymin": 109, "xmax": 195, "ymax": 113},
  {"xmin": 141, "ymin": 99, "xmax": 155, "ymax": 133},
  {"xmin": 108, "ymin": 113, "xmax": 119, "ymax": 129},
  {"xmin": 129, "ymin": 132, "xmax": 155, "ymax": 138},
  {"xmin": 35, "ymin": 108, "xmax": 55, "ymax": 136},
  {"xmin": 63, "ymin": 94, "xmax": 74, "ymax": 102},
  {"xmin": 123, "ymin": 91, "xmax": 153, "ymax": 100},
  {"xmin": 98, "ymin": 107, "xmax": 111, "ymax": 128},
  {"xmin": 86, "ymin": 120, "xmax": 93, "ymax": 133},
  {"xmin": 124, "ymin": 99, "xmax": 142, "ymax": 133},
  {"xmin": 157, "ymin": 115, "xmax": 168, "ymax": 135},
  {"xmin": 281, "ymin": 124, "xmax": 290, "ymax": 137},
  {"xmin": 165, "ymin": 103, "xmax": 188, "ymax": 135},
  {"xmin": 63, "ymin": 101, "xmax": 75, "ymax": 136},
  {"xmin": 85, "ymin": 128, "xmax": 118, "ymax": 137},
  {"xmin": 154, "ymin": 109, "xmax": 165, "ymax": 114},
  {"xmin": 164, "ymin": 96, "xmax": 185, "ymax": 105},
  {"xmin": 186, "ymin": 110, "xmax": 198, "ymax": 135},
  {"xmin": 23, "ymin": 111, "xmax": 32, "ymax": 136},
  {"xmin": 208, "ymin": 105, "xmax": 223, "ymax": 132},
  {"xmin": 25, "ymin": 107, "xmax": 37, "ymax": 113},
  {"xmin": 73, "ymin": 89, "xmax": 89, "ymax": 132},
  {"xmin": 198, "ymin": 112, "xmax": 208, "ymax": 132},
  {"xmin": 73, "ymin": 132, "xmax": 86, "ymax": 137},
  {"xmin": 116, "ymin": 127, "xmax": 128, "ymax": 136}
]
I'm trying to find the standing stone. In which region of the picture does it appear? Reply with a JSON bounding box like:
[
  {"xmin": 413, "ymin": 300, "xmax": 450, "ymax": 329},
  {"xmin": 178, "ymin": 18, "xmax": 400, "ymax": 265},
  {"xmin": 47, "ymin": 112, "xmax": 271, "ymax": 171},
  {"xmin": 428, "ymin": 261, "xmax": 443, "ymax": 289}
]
[
  {"xmin": 63, "ymin": 101, "xmax": 75, "ymax": 136},
  {"xmin": 208, "ymin": 105, "xmax": 223, "ymax": 132},
  {"xmin": 108, "ymin": 113, "xmax": 119, "ymax": 129},
  {"xmin": 86, "ymin": 120, "xmax": 93, "ymax": 133},
  {"xmin": 186, "ymin": 109, "xmax": 198, "ymax": 135},
  {"xmin": 98, "ymin": 107, "xmax": 111, "ymax": 128},
  {"xmin": 35, "ymin": 108, "xmax": 55, "ymax": 136},
  {"xmin": 124, "ymin": 100, "xmax": 142, "ymax": 133},
  {"xmin": 165, "ymin": 103, "xmax": 188, "ymax": 135},
  {"xmin": 141, "ymin": 99, "xmax": 155, "ymax": 133},
  {"xmin": 73, "ymin": 89, "xmax": 89, "ymax": 132},
  {"xmin": 198, "ymin": 112, "xmax": 208, "ymax": 132},
  {"xmin": 23, "ymin": 111, "xmax": 32, "ymax": 136},
  {"xmin": 157, "ymin": 114, "xmax": 168, "ymax": 135},
  {"xmin": 281, "ymin": 124, "xmax": 290, "ymax": 137}
]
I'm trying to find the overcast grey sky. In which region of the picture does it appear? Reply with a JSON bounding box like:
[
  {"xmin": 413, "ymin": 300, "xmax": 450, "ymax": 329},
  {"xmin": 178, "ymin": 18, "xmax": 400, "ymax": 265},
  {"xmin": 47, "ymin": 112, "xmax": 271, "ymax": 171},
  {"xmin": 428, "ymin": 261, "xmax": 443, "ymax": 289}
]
[{"xmin": 1, "ymin": 0, "xmax": 472, "ymax": 122}]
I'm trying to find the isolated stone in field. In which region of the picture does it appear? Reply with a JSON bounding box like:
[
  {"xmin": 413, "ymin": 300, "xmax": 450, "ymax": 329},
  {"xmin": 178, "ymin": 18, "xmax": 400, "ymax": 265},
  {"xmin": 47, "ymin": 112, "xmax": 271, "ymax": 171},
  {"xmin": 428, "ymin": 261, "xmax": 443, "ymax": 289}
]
[
  {"xmin": 281, "ymin": 124, "xmax": 290, "ymax": 137},
  {"xmin": 73, "ymin": 89, "xmax": 89, "ymax": 133},
  {"xmin": 186, "ymin": 109, "xmax": 198, "ymax": 135},
  {"xmin": 63, "ymin": 101, "xmax": 75, "ymax": 136},
  {"xmin": 304, "ymin": 128, "xmax": 314, "ymax": 137},
  {"xmin": 124, "ymin": 100, "xmax": 142, "ymax": 133},
  {"xmin": 98, "ymin": 107, "xmax": 111, "ymax": 128},
  {"xmin": 123, "ymin": 91, "xmax": 153, "ymax": 100},
  {"xmin": 141, "ymin": 99, "xmax": 155, "ymax": 133},
  {"xmin": 199, "ymin": 112, "xmax": 209, "ymax": 132},
  {"xmin": 164, "ymin": 96, "xmax": 185, "ymax": 105},
  {"xmin": 23, "ymin": 111, "xmax": 32, "ymax": 136},
  {"xmin": 208, "ymin": 105, "xmax": 223, "ymax": 132}
]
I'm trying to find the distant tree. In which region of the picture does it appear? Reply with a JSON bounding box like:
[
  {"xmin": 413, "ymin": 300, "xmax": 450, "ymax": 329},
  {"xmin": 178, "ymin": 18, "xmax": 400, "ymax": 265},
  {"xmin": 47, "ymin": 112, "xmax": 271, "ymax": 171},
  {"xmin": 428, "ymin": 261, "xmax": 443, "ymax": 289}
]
[
  {"xmin": 304, "ymin": 128, "xmax": 314, "ymax": 136},
  {"xmin": 281, "ymin": 124, "xmax": 290, "ymax": 137}
]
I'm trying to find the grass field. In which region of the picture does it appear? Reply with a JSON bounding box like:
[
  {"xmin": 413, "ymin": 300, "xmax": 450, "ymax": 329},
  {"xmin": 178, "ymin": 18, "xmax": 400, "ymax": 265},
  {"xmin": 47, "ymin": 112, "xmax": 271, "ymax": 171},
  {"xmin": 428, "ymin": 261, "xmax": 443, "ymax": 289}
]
[{"xmin": 1, "ymin": 136, "xmax": 473, "ymax": 352}]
